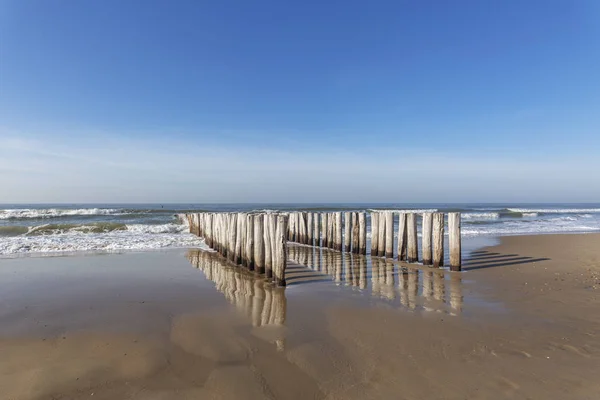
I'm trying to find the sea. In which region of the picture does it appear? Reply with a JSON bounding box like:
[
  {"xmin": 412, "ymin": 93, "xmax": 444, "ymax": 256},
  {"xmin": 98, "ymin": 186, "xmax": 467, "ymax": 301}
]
[{"xmin": 1, "ymin": 203, "xmax": 599, "ymax": 257}]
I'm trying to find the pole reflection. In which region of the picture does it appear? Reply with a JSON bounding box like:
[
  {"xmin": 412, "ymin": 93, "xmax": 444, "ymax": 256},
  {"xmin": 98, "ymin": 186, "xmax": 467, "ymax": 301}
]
[
  {"xmin": 287, "ymin": 244, "xmax": 464, "ymax": 315},
  {"xmin": 186, "ymin": 250, "xmax": 286, "ymax": 328}
]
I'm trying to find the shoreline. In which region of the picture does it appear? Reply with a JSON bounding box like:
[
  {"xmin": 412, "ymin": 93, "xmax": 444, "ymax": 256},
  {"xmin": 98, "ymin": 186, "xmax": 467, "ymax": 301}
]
[{"xmin": 2, "ymin": 230, "xmax": 596, "ymax": 260}]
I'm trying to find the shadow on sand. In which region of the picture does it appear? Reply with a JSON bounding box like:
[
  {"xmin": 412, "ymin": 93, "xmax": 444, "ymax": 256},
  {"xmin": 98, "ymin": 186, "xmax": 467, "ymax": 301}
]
[{"xmin": 463, "ymin": 250, "xmax": 550, "ymax": 271}]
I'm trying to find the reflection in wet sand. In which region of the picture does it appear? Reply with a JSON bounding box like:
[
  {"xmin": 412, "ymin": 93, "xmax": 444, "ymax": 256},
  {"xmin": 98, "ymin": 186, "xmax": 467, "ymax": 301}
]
[
  {"xmin": 186, "ymin": 250, "xmax": 286, "ymax": 329},
  {"xmin": 288, "ymin": 244, "xmax": 463, "ymax": 315}
]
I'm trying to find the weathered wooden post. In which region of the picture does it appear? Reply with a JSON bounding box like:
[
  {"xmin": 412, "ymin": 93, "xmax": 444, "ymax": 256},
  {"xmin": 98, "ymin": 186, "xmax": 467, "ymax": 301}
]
[
  {"xmin": 449, "ymin": 212, "xmax": 462, "ymax": 271},
  {"xmin": 307, "ymin": 212, "xmax": 313, "ymax": 246},
  {"xmin": 422, "ymin": 213, "xmax": 433, "ymax": 266},
  {"xmin": 274, "ymin": 215, "xmax": 288, "ymax": 286},
  {"xmin": 313, "ymin": 213, "xmax": 320, "ymax": 247},
  {"xmin": 358, "ymin": 212, "xmax": 366, "ymax": 255},
  {"xmin": 335, "ymin": 212, "xmax": 343, "ymax": 251},
  {"xmin": 385, "ymin": 211, "xmax": 394, "ymax": 258},
  {"xmin": 296, "ymin": 212, "xmax": 302, "ymax": 244},
  {"xmin": 254, "ymin": 214, "xmax": 265, "ymax": 274},
  {"xmin": 377, "ymin": 212, "xmax": 386, "ymax": 257},
  {"xmin": 433, "ymin": 212, "xmax": 444, "ymax": 267},
  {"xmin": 344, "ymin": 212, "xmax": 352, "ymax": 252},
  {"xmin": 328, "ymin": 212, "xmax": 332, "ymax": 249},
  {"xmin": 213, "ymin": 214, "xmax": 220, "ymax": 253},
  {"xmin": 370, "ymin": 212, "xmax": 378, "ymax": 256},
  {"xmin": 268, "ymin": 213, "xmax": 277, "ymax": 279},
  {"xmin": 351, "ymin": 212, "xmax": 359, "ymax": 254},
  {"xmin": 322, "ymin": 213, "xmax": 328, "ymax": 249},
  {"xmin": 206, "ymin": 213, "xmax": 213, "ymax": 248},
  {"xmin": 397, "ymin": 212, "xmax": 407, "ymax": 261},
  {"xmin": 263, "ymin": 214, "xmax": 272, "ymax": 273},
  {"xmin": 407, "ymin": 213, "xmax": 418, "ymax": 263},
  {"xmin": 229, "ymin": 213, "xmax": 238, "ymax": 262},
  {"xmin": 239, "ymin": 213, "xmax": 247, "ymax": 265},
  {"xmin": 298, "ymin": 212, "xmax": 308, "ymax": 244},
  {"xmin": 235, "ymin": 213, "xmax": 243, "ymax": 264},
  {"xmin": 245, "ymin": 214, "xmax": 255, "ymax": 270},
  {"xmin": 289, "ymin": 212, "xmax": 295, "ymax": 242}
]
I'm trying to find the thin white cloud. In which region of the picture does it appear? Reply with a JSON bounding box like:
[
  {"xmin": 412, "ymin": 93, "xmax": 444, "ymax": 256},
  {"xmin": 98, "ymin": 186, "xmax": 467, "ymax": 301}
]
[{"xmin": 1, "ymin": 130, "xmax": 599, "ymax": 203}]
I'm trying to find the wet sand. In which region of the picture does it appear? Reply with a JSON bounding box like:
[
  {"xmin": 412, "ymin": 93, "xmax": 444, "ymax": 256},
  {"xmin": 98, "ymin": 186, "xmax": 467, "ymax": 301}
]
[{"xmin": 1, "ymin": 234, "xmax": 600, "ymax": 399}]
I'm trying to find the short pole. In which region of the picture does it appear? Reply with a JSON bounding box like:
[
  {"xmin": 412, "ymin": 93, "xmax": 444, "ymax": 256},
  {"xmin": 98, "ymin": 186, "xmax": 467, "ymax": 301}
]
[
  {"xmin": 274, "ymin": 215, "xmax": 288, "ymax": 286},
  {"xmin": 397, "ymin": 212, "xmax": 407, "ymax": 261},
  {"xmin": 377, "ymin": 212, "xmax": 386, "ymax": 257},
  {"xmin": 344, "ymin": 212, "xmax": 352, "ymax": 252},
  {"xmin": 407, "ymin": 213, "xmax": 418, "ymax": 263},
  {"xmin": 370, "ymin": 212, "xmax": 379, "ymax": 256},
  {"xmin": 352, "ymin": 212, "xmax": 360, "ymax": 254},
  {"xmin": 385, "ymin": 211, "xmax": 394, "ymax": 258},
  {"xmin": 449, "ymin": 212, "xmax": 462, "ymax": 271},
  {"xmin": 422, "ymin": 213, "xmax": 433, "ymax": 266},
  {"xmin": 433, "ymin": 212, "xmax": 444, "ymax": 267}
]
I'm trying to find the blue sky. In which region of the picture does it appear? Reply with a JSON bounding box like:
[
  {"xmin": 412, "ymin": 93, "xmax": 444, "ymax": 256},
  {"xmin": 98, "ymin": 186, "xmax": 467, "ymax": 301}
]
[{"xmin": 1, "ymin": 0, "xmax": 599, "ymax": 203}]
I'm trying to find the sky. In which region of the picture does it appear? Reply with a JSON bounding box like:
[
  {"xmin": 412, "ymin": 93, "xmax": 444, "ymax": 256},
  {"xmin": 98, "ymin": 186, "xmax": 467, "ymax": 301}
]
[{"xmin": 1, "ymin": 0, "xmax": 599, "ymax": 203}]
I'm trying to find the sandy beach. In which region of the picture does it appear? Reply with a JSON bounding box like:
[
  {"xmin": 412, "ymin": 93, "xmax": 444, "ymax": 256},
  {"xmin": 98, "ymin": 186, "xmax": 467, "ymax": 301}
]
[{"xmin": 1, "ymin": 234, "xmax": 600, "ymax": 399}]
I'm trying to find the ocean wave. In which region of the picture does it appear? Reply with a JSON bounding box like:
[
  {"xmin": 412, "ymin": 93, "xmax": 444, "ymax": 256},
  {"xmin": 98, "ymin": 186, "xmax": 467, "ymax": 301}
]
[
  {"xmin": 0, "ymin": 228, "xmax": 208, "ymax": 256},
  {"xmin": 367, "ymin": 209, "xmax": 438, "ymax": 213},
  {"xmin": 0, "ymin": 208, "xmax": 127, "ymax": 220},
  {"xmin": 0, "ymin": 222, "xmax": 188, "ymax": 237},
  {"xmin": 461, "ymin": 212, "xmax": 500, "ymax": 220},
  {"xmin": 507, "ymin": 208, "xmax": 600, "ymax": 214}
]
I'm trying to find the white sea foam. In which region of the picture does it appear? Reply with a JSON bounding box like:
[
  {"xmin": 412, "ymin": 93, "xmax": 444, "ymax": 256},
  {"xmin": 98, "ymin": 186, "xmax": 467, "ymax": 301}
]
[
  {"xmin": 522, "ymin": 213, "xmax": 538, "ymax": 217},
  {"xmin": 507, "ymin": 208, "xmax": 600, "ymax": 214},
  {"xmin": 0, "ymin": 208, "xmax": 127, "ymax": 220},
  {"xmin": 462, "ymin": 212, "xmax": 500, "ymax": 220},
  {"xmin": 0, "ymin": 227, "xmax": 209, "ymax": 256},
  {"xmin": 368, "ymin": 209, "xmax": 438, "ymax": 213}
]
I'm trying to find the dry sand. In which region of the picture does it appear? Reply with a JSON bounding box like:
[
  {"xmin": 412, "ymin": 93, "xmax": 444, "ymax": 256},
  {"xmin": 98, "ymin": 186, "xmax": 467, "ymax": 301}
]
[{"xmin": 1, "ymin": 234, "xmax": 600, "ymax": 399}]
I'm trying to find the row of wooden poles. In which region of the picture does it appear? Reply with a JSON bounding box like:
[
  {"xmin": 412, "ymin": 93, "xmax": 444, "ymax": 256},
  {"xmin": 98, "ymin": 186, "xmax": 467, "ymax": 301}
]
[
  {"xmin": 180, "ymin": 213, "xmax": 289, "ymax": 286},
  {"xmin": 286, "ymin": 211, "xmax": 462, "ymax": 271}
]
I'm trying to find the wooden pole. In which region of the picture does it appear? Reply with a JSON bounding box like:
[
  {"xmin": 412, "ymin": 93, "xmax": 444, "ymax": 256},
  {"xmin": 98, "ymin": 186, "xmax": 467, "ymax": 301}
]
[
  {"xmin": 206, "ymin": 213, "xmax": 213, "ymax": 248},
  {"xmin": 335, "ymin": 212, "xmax": 343, "ymax": 251},
  {"xmin": 234, "ymin": 213, "xmax": 243, "ymax": 264},
  {"xmin": 268, "ymin": 214, "xmax": 277, "ymax": 279},
  {"xmin": 307, "ymin": 212, "xmax": 313, "ymax": 246},
  {"xmin": 422, "ymin": 213, "xmax": 433, "ymax": 265},
  {"xmin": 322, "ymin": 213, "xmax": 328, "ymax": 249},
  {"xmin": 264, "ymin": 214, "xmax": 272, "ymax": 275},
  {"xmin": 433, "ymin": 212, "xmax": 444, "ymax": 267},
  {"xmin": 274, "ymin": 215, "xmax": 288, "ymax": 286},
  {"xmin": 344, "ymin": 212, "xmax": 352, "ymax": 252},
  {"xmin": 254, "ymin": 214, "xmax": 265, "ymax": 274},
  {"xmin": 377, "ymin": 212, "xmax": 386, "ymax": 257},
  {"xmin": 299, "ymin": 212, "xmax": 307, "ymax": 244},
  {"xmin": 407, "ymin": 213, "xmax": 418, "ymax": 263},
  {"xmin": 449, "ymin": 212, "xmax": 461, "ymax": 271},
  {"xmin": 352, "ymin": 212, "xmax": 360, "ymax": 254},
  {"xmin": 370, "ymin": 212, "xmax": 379, "ymax": 256},
  {"xmin": 385, "ymin": 211, "xmax": 394, "ymax": 258},
  {"xmin": 239, "ymin": 213, "xmax": 247, "ymax": 265},
  {"xmin": 213, "ymin": 214, "xmax": 219, "ymax": 253},
  {"xmin": 314, "ymin": 213, "xmax": 320, "ymax": 247},
  {"xmin": 297, "ymin": 212, "xmax": 302, "ymax": 243},
  {"xmin": 229, "ymin": 213, "xmax": 238, "ymax": 262},
  {"xmin": 246, "ymin": 214, "xmax": 255, "ymax": 270},
  {"xmin": 287, "ymin": 212, "xmax": 292, "ymax": 242},
  {"xmin": 325, "ymin": 213, "xmax": 331, "ymax": 248},
  {"xmin": 397, "ymin": 213, "xmax": 407, "ymax": 261},
  {"xmin": 357, "ymin": 212, "xmax": 365, "ymax": 254}
]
